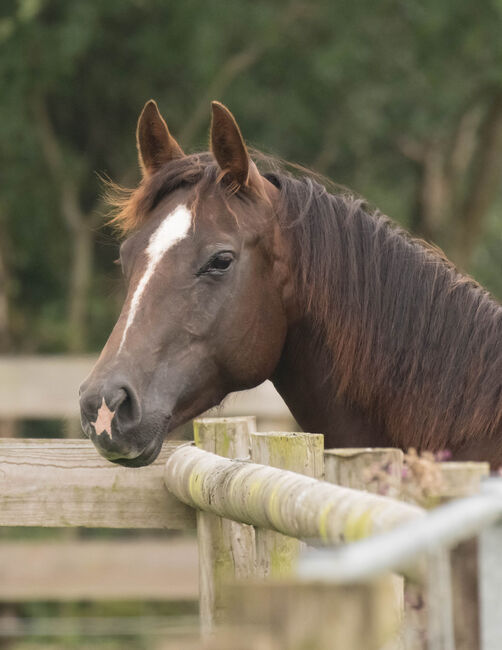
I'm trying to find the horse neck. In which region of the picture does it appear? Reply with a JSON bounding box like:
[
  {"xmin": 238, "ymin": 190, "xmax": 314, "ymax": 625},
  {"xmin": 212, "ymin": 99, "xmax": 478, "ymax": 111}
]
[
  {"xmin": 271, "ymin": 190, "xmax": 502, "ymax": 464},
  {"xmin": 271, "ymin": 318, "xmax": 392, "ymax": 449}
]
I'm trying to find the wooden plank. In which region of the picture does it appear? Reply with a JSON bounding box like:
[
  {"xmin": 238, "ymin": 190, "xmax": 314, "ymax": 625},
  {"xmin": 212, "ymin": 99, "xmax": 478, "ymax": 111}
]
[
  {"xmin": 0, "ymin": 439, "xmax": 195, "ymax": 529},
  {"xmin": 0, "ymin": 355, "xmax": 292, "ymax": 421},
  {"xmin": 0, "ymin": 538, "xmax": 198, "ymax": 601},
  {"xmin": 0, "ymin": 355, "xmax": 96, "ymax": 418}
]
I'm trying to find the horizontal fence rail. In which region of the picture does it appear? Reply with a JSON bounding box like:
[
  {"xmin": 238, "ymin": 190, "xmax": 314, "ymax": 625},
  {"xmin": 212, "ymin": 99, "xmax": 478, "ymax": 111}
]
[
  {"xmin": 0, "ymin": 538, "xmax": 198, "ymax": 601},
  {"xmin": 0, "ymin": 439, "xmax": 195, "ymax": 528},
  {"xmin": 297, "ymin": 478, "xmax": 502, "ymax": 583},
  {"xmin": 0, "ymin": 355, "xmax": 292, "ymax": 422},
  {"xmin": 164, "ymin": 444, "xmax": 425, "ymax": 545}
]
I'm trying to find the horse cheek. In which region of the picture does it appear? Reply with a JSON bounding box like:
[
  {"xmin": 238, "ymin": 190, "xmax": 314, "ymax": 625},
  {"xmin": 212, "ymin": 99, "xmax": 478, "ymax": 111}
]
[{"xmin": 229, "ymin": 289, "xmax": 287, "ymax": 388}]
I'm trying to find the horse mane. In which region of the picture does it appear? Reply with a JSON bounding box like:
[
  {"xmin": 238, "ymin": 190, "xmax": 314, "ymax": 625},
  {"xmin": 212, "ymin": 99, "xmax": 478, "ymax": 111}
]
[
  {"xmin": 106, "ymin": 150, "xmax": 502, "ymax": 451},
  {"xmin": 268, "ymin": 170, "xmax": 502, "ymax": 451}
]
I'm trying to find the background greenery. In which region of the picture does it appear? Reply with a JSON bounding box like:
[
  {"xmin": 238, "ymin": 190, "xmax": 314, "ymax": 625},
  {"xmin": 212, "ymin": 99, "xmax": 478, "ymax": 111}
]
[{"xmin": 1, "ymin": 0, "xmax": 501, "ymax": 357}]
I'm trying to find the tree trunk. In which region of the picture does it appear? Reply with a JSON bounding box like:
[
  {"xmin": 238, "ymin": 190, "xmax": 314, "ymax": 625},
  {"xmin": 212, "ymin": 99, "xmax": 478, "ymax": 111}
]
[
  {"xmin": 67, "ymin": 223, "xmax": 93, "ymax": 353},
  {"xmin": 33, "ymin": 94, "xmax": 96, "ymax": 353},
  {"xmin": 0, "ymin": 216, "xmax": 18, "ymax": 438},
  {"xmin": 402, "ymin": 92, "xmax": 502, "ymax": 271},
  {"xmin": 410, "ymin": 140, "xmax": 447, "ymax": 242},
  {"xmin": 453, "ymin": 91, "xmax": 502, "ymax": 270},
  {"xmin": 0, "ymin": 222, "xmax": 10, "ymax": 353}
]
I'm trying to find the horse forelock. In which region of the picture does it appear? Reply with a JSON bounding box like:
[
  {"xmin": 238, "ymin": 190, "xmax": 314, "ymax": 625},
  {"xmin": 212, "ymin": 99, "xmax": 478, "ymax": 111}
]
[{"xmin": 105, "ymin": 152, "xmax": 264, "ymax": 235}]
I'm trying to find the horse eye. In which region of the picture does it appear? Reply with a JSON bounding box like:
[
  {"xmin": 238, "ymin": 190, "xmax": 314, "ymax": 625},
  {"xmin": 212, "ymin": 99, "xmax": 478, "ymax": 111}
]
[{"xmin": 198, "ymin": 252, "xmax": 234, "ymax": 276}]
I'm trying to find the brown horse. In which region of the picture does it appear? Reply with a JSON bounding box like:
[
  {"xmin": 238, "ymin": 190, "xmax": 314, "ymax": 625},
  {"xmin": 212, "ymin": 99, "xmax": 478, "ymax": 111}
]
[{"xmin": 79, "ymin": 100, "xmax": 502, "ymax": 467}]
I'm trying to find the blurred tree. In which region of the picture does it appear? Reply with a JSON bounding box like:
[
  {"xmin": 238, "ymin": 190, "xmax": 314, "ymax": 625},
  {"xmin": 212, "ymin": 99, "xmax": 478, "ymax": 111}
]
[
  {"xmin": 0, "ymin": 0, "xmax": 500, "ymax": 355},
  {"xmin": 0, "ymin": 213, "xmax": 10, "ymax": 353},
  {"xmin": 0, "ymin": 207, "xmax": 18, "ymax": 436}
]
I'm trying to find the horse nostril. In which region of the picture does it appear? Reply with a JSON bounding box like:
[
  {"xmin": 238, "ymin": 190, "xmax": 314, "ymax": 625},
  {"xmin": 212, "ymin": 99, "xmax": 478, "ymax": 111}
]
[
  {"xmin": 104, "ymin": 382, "xmax": 142, "ymax": 429},
  {"xmin": 79, "ymin": 380, "xmax": 141, "ymax": 438},
  {"xmin": 107, "ymin": 387, "xmax": 127, "ymax": 412}
]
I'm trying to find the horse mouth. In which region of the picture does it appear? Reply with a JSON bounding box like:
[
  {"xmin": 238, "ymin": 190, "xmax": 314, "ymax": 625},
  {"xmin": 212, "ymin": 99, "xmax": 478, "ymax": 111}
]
[{"xmin": 106, "ymin": 437, "xmax": 164, "ymax": 467}]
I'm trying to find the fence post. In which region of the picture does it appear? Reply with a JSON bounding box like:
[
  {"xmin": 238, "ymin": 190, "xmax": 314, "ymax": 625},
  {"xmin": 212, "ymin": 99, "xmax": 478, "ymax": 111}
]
[
  {"xmin": 401, "ymin": 458, "xmax": 489, "ymax": 650},
  {"xmin": 324, "ymin": 448, "xmax": 405, "ymax": 648},
  {"xmin": 218, "ymin": 577, "xmax": 399, "ymax": 650},
  {"xmin": 194, "ymin": 416, "xmax": 256, "ymax": 635},
  {"xmin": 433, "ymin": 462, "xmax": 489, "ymax": 650},
  {"xmin": 324, "ymin": 447, "xmax": 403, "ymax": 498},
  {"xmin": 250, "ymin": 432, "xmax": 324, "ymax": 578},
  {"xmin": 479, "ymin": 478, "xmax": 502, "ymax": 650}
]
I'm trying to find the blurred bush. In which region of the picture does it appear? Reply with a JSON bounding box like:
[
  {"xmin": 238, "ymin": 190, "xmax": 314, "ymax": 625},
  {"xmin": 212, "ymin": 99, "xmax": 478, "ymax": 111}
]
[{"xmin": 0, "ymin": 0, "xmax": 501, "ymax": 355}]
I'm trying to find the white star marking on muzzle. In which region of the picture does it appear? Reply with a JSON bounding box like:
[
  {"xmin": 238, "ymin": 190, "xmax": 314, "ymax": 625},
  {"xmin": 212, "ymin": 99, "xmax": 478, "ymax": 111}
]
[
  {"xmin": 117, "ymin": 204, "xmax": 192, "ymax": 354},
  {"xmin": 92, "ymin": 398, "xmax": 116, "ymax": 438}
]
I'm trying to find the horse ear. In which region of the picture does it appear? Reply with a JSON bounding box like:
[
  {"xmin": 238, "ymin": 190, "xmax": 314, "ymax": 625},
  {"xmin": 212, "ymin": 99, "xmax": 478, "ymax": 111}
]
[
  {"xmin": 136, "ymin": 100, "xmax": 184, "ymax": 177},
  {"xmin": 210, "ymin": 101, "xmax": 249, "ymax": 187}
]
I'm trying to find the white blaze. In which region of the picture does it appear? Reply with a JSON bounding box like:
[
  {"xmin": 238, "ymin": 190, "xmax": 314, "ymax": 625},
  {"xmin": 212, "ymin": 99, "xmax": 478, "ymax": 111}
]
[{"xmin": 117, "ymin": 204, "xmax": 192, "ymax": 353}]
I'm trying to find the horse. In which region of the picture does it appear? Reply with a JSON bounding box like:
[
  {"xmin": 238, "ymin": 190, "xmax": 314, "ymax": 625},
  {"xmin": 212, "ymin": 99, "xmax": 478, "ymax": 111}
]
[{"xmin": 79, "ymin": 99, "xmax": 502, "ymax": 468}]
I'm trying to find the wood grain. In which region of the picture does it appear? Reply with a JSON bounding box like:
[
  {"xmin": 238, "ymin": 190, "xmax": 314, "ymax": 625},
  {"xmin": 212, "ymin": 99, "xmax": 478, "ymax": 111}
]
[
  {"xmin": 251, "ymin": 432, "xmax": 323, "ymax": 578},
  {"xmin": 0, "ymin": 438, "xmax": 195, "ymax": 529},
  {"xmin": 164, "ymin": 445, "xmax": 424, "ymax": 545},
  {"xmin": 193, "ymin": 417, "xmax": 256, "ymax": 634}
]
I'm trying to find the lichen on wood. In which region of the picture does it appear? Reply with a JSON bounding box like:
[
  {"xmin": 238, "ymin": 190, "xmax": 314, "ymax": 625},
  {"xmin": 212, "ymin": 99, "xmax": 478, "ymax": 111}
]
[
  {"xmin": 164, "ymin": 445, "xmax": 424, "ymax": 546},
  {"xmin": 251, "ymin": 431, "xmax": 324, "ymax": 578},
  {"xmin": 193, "ymin": 417, "xmax": 256, "ymax": 634}
]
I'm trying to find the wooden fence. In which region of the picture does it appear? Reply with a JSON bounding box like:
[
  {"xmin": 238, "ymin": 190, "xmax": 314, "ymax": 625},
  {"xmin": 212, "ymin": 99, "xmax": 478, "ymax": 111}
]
[
  {"xmin": 0, "ymin": 538, "xmax": 198, "ymax": 601},
  {"xmin": 0, "ymin": 416, "xmax": 497, "ymax": 649},
  {"xmin": 0, "ymin": 355, "xmax": 295, "ymax": 431}
]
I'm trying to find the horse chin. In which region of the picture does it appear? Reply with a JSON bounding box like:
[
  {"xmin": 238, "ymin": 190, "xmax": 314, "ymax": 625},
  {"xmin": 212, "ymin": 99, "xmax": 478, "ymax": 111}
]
[{"xmin": 106, "ymin": 436, "xmax": 164, "ymax": 468}]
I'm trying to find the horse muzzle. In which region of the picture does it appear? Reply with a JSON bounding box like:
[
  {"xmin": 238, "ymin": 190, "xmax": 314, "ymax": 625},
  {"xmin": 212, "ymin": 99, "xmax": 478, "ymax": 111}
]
[{"xmin": 79, "ymin": 378, "xmax": 163, "ymax": 466}]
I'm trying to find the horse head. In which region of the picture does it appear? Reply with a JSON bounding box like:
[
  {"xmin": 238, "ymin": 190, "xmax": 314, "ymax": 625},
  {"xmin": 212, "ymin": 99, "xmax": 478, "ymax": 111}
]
[{"xmin": 79, "ymin": 100, "xmax": 293, "ymax": 466}]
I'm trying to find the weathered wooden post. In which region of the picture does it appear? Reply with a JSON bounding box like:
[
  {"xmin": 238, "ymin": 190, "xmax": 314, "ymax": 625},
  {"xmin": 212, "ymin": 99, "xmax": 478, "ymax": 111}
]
[
  {"xmin": 401, "ymin": 457, "xmax": 489, "ymax": 650},
  {"xmin": 324, "ymin": 448, "xmax": 405, "ymax": 649},
  {"xmin": 430, "ymin": 462, "xmax": 489, "ymax": 650},
  {"xmin": 479, "ymin": 478, "xmax": 502, "ymax": 650},
  {"xmin": 194, "ymin": 416, "xmax": 256, "ymax": 634},
  {"xmin": 218, "ymin": 577, "xmax": 399, "ymax": 650},
  {"xmin": 164, "ymin": 438, "xmax": 423, "ymax": 641},
  {"xmin": 250, "ymin": 432, "xmax": 324, "ymax": 578},
  {"xmin": 324, "ymin": 447, "xmax": 403, "ymax": 499}
]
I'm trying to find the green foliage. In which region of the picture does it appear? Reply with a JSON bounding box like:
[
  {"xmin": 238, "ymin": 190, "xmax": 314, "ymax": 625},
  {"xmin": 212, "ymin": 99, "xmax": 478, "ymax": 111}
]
[
  {"xmin": 0, "ymin": 0, "xmax": 501, "ymax": 352},
  {"xmin": 3, "ymin": 599, "xmax": 198, "ymax": 649}
]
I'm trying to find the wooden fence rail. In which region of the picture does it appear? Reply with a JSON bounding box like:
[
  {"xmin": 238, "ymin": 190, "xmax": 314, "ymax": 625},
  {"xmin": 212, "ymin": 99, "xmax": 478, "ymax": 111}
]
[
  {"xmin": 0, "ymin": 538, "xmax": 198, "ymax": 601},
  {"xmin": 0, "ymin": 438, "xmax": 194, "ymax": 528},
  {"xmin": 0, "ymin": 416, "xmax": 495, "ymax": 649},
  {"xmin": 0, "ymin": 356, "xmax": 294, "ymax": 430},
  {"xmin": 164, "ymin": 444, "xmax": 424, "ymax": 544}
]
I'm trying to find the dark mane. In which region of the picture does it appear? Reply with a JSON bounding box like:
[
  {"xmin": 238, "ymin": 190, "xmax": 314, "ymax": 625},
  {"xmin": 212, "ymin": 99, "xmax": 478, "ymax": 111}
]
[
  {"xmin": 107, "ymin": 151, "xmax": 502, "ymax": 451},
  {"xmin": 269, "ymin": 171, "xmax": 502, "ymax": 451}
]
